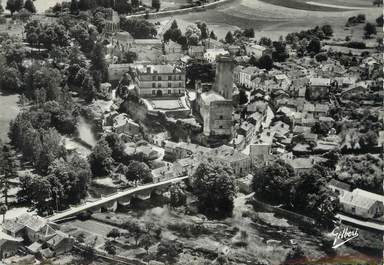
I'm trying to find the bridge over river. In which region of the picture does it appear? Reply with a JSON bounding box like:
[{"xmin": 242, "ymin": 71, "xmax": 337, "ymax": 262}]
[{"xmin": 47, "ymin": 176, "xmax": 188, "ymax": 222}]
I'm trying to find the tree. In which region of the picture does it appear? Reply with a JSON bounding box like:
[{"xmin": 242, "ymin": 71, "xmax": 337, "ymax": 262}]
[
  {"xmin": 29, "ymin": 175, "xmax": 53, "ymax": 215},
  {"xmin": 36, "ymin": 128, "xmax": 65, "ymax": 174},
  {"xmin": 157, "ymin": 239, "xmax": 183, "ymax": 262},
  {"xmin": 152, "ymin": 0, "xmax": 160, "ymax": 11},
  {"xmin": 123, "ymin": 222, "xmax": 143, "ymax": 246},
  {"xmin": 225, "ymin": 31, "xmax": 234, "ymax": 44},
  {"xmin": 89, "ymin": 139, "xmax": 113, "ymax": 177},
  {"xmin": 185, "ymin": 24, "xmax": 201, "ymax": 46},
  {"xmin": 290, "ymin": 166, "xmax": 338, "ymax": 228},
  {"xmin": 126, "ymin": 160, "xmax": 152, "ymax": 185},
  {"xmin": 139, "ymin": 233, "xmax": 153, "ymax": 255},
  {"xmin": 259, "ymin": 37, "xmax": 272, "ymax": 47},
  {"xmin": 357, "ymin": 13, "xmax": 366, "ymax": 23},
  {"xmin": 376, "ymin": 15, "xmax": 383, "ymax": 27},
  {"xmin": 272, "ymin": 40, "xmax": 289, "ymax": 62},
  {"xmin": 104, "ymin": 240, "xmax": 116, "ymax": 255},
  {"xmin": 0, "ymin": 204, "xmax": 7, "ymax": 222},
  {"xmin": 192, "ymin": 161, "xmax": 236, "ymax": 218},
  {"xmin": 169, "ymin": 184, "xmax": 186, "ymax": 208},
  {"xmin": 257, "ymin": 54, "xmax": 273, "ymax": 70},
  {"xmin": 0, "ymin": 145, "xmax": 18, "ymax": 206},
  {"xmin": 311, "ymin": 121, "xmax": 330, "ymax": 136},
  {"xmin": 119, "ymin": 17, "xmax": 157, "ymax": 39},
  {"xmin": 163, "ymin": 27, "xmax": 182, "ymax": 43},
  {"xmin": 24, "ymin": 64, "xmax": 63, "ymax": 101},
  {"xmin": 364, "ymin": 23, "xmax": 377, "ymax": 38},
  {"xmin": 196, "ymin": 22, "xmax": 209, "ymax": 39},
  {"xmin": 360, "ymin": 130, "xmax": 378, "ymax": 148},
  {"xmin": 107, "ymin": 228, "xmax": 120, "ymax": 239},
  {"xmin": 321, "ymin": 24, "xmax": 333, "ymax": 37},
  {"xmin": 209, "ymin": 30, "xmax": 217, "ymax": 40},
  {"xmin": 306, "ymin": 37, "xmax": 321, "ymax": 54},
  {"xmin": 0, "ymin": 67, "xmax": 22, "ymax": 92},
  {"xmin": 243, "ymin": 28, "xmax": 254, "ymax": 38},
  {"xmin": 315, "ymin": 52, "xmax": 328, "ymax": 62},
  {"xmin": 90, "ymin": 42, "xmax": 107, "ymax": 81},
  {"xmin": 285, "ymin": 246, "xmax": 307, "ymax": 264},
  {"xmin": 238, "ymin": 90, "xmax": 248, "ymax": 105},
  {"xmin": 170, "ymin": 19, "xmax": 178, "ymax": 29},
  {"xmin": 23, "ymin": 0, "xmax": 35, "ymax": 13},
  {"xmin": 6, "ymin": 0, "xmax": 23, "ymax": 15},
  {"xmin": 70, "ymin": 0, "xmax": 79, "ymax": 14},
  {"xmin": 248, "ymin": 55, "xmax": 258, "ymax": 66},
  {"xmin": 121, "ymin": 51, "xmax": 137, "ymax": 63},
  {"xmin": 252, "ymin": 160, "xmax": 295, "ymax": 205}
]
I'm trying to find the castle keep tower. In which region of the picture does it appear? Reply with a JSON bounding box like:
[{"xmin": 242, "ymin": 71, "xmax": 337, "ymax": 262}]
[{"xmin": 214, "ymin": 56, "xmax": 235, "ymax": 100}]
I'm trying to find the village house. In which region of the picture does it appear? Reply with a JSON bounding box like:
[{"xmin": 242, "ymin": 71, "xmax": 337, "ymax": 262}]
[
  {"xmin": 327, "ymin": 179, "xmax": 351, "ymax": 196},
  {"xmin": 1, "ymin": 214, "xmax": 74, "ymax": 258},
  {"xmin": 112, "ymin": 113, "xmax": 141, "ymax": 135},
  {"xmin": 284, "ymin": 157, "xmax": 314, "ymax": 174},
  {"xmin": 273, "ymin": 74, "xmax": 291, "ymax": 90},
  {"xmin": 152, "ymin": 163, "xmax": 175, "ymax": 183},
  {"xmin": 233, "ymin": 65, "xmax": 244, "ymax": 84},
  {"xmin": 209, "ymin": 145, "xmax": 251, "ymax": 177},
  {"xmin": 238, "ymin": 121, "xmax": 255, "ymax": 143},
  {"xmin": 307, "ymin": 78, "xmax": 332, "ymax": 100},
  {"xmin": 133, "ymin": 39, "xmax": 162, "ymax": 49},
  {"xmin": 245, "ymin": 44, "xmax": 271, "ymax": 59},
  {"xmin": 164, "ymin": 40, "xmax": 183, "ymax": 54},
  {"xmin": 204, "ymin": 48, "xmax": 229, "ymax": 63},
  {"xmin": 108, "ymin": 64, "xmax": 185, "ymax": 98},
  {"xmin": 0, "ymin": 237, "xmax": 21, "ymax": 259},
  {"xmin": 238, "ymin": 66, "xmax": 261, "ymax": 89},
  {"xmin": 340, "ymin": 188, "xmax": 384, "ymax": 219},
  {"xmin": 203, "ymin": 38, "xmax": 224, "ymax": 49},
  {"xmin": 188, "ymin": 45, "xmax": 205, "ymax": 58},
  {"xmin": 249, "ymin": 143, "xmax": 272, "ymax": 166}
]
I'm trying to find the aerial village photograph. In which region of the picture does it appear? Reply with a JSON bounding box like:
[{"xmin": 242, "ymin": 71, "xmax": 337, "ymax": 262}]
[{"xmin": 0, "ymin": 0, "xmax": 382, "ymax": 264}]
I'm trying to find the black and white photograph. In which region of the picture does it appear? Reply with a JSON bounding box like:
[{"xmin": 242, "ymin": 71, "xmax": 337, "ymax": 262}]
[{"xmin": 0, "ymin": 0, "xmax": 382, "ymax": 264}]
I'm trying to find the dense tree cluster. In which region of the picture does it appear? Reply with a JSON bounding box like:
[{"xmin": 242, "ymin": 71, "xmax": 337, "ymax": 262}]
[
  {"xmin": 88, "ymin": 133, "xmax": 153, "ymax": 183},
  {"xmin": 163, "ymin": 20, "xmax": 215, "ymax": 50},
  {"xmin": 17, "ymin": 154, "xmax": 91, "ymax": 214},
  {"xmin": 336, "ymin": 154, "xmax": 383, "ymax": 194},
  {"xmin": 185, "ymin": 62, "xmax": 215, "ymax": 88},
  {"xmin": 6, "ymin": 0, "xmax": 23, "ymax": 15},
  {"xmin": 25, "ymin": 20, "xmax": 69, "ymax": 49},
  {"xmin": 0, "ymin": 144, "xmax": 18, "ymax": 206},
  {"xmin": 272, "ymin": 39, "xmax": 289, "ymax": 62},
  {"xmin": 253, "ymin": 160, "xmax": 338, "ymax": 227},
  {"xmin": 120, "ymin": 17, "xmax": 157, "ymax": 39},
  {"xmin": 191, "ymin": 160, "xmax": 236, "ymax": 218}
]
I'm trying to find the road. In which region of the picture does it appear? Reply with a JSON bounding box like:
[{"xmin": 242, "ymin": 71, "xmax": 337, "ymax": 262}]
[
  {"xmin": 336, "ymin": 214, "xmax": 384, "ymax": 231},
  {"xmin": 47, "ymin": 176, "xmax": 188, "ymax": 222}
]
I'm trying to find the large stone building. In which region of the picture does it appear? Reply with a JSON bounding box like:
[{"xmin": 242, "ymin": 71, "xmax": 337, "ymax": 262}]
[
  {"xmin": 199, "ymin": 91, "xmax": 233, "ymax": 136},
  {"xmin": 195, "ymin": 55, "xmax": 235, "ymax": 138},
  {"xmin": 108, "ymin": 64, "xmax": 185, "ymax": 98}
]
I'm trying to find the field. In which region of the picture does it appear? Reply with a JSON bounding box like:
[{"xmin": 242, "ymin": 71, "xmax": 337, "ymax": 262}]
[
  {"xmin": 150, "ymin": 0, "xmax": 382, "ymax": 40},
  {"xmin": 0, "ymin": 93, "xmax": 19, "ymax": 142}
]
